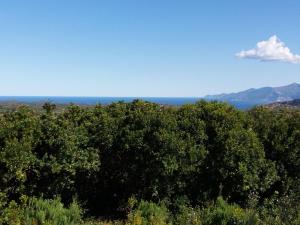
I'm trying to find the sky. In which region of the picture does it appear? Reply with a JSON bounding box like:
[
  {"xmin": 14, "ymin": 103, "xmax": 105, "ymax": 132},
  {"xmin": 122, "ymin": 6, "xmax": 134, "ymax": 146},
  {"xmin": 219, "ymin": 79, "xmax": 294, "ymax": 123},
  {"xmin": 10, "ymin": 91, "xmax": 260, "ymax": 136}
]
[{"xmin": 0, "ymin": 0, "xmax": 299, "ymax": 97}]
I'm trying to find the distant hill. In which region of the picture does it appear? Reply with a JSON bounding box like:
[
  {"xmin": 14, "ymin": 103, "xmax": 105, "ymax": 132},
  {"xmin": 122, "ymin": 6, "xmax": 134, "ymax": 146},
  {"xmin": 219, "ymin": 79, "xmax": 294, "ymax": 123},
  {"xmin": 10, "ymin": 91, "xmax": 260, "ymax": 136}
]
[
  {"xmin": 204, "ymin": 83, "xmax": 300, "ymax": 109},
  {"xmin": 266, "ymin": 99, "xmax": 300, "ymax": 109}
]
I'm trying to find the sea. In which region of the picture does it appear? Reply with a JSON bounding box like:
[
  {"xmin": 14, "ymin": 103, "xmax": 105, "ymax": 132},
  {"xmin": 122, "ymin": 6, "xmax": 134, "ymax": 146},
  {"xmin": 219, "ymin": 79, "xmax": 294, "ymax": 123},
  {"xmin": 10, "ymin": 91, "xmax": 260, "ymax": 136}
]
[
  {"xmin": 0, "ymin": 96, "xmax": 255, "ymax": 109},
  {"xmin": 0, "ymin": 96, "xmax": 203, "ymax": 106}
]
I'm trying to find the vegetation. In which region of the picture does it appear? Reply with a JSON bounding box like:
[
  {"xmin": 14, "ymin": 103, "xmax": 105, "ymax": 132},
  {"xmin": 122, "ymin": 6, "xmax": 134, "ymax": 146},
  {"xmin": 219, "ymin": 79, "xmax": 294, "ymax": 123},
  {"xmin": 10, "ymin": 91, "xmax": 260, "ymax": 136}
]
[{"xmin": 0, "ymin": 100, "xmax": 299, "ymax": 224}]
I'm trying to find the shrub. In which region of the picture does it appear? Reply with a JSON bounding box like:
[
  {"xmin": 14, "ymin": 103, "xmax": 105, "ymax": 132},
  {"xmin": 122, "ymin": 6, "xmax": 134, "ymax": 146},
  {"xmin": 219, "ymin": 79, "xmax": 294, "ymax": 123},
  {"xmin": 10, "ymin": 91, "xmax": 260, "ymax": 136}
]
[
  {"xmin": 201, "ymin": 197, "xmax": 260, "ymax": 225},
  {"xmin": 23, "ymin": 197, "xmax": 82, "ymax": 225},
  {"xmin": 80, "ymin": 220, "xmax": 123, "ymax": 225},
  {"xmin": 126, "ymin": 200, "xmax": 170, "ymax": 225},
  {"xmin": 0, "ymin": 192, "xmax": 23, "ymax": 225},
  {"xmin": 174, "ymin": 205, "xmax": 202, "ymax": 225},
  {"xmin": 259, "ymin": 194, "xmax": 300, "ymax": 225}
]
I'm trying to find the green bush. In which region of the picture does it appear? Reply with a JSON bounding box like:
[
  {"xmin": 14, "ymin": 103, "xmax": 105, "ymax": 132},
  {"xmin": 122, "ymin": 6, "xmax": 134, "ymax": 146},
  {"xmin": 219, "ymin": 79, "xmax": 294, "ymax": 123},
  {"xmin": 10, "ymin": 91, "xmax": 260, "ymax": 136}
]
[
  {"xmin": 126, "ymin": 200, "xmax": 171, "ymax": 225},
  {"xmin": 23, "ymin": 197, "xmax": 82, "ymax": 225},
  {"xmin": 174, "ymin": 205, "xmax": 202, "ymax": 225},
  {"xmin": 201, "ymin": 197, "xmax": 259, "ymax": 225},
  {"xmin": 0, "ymin": 192, "xmax": 24, "ymax": 225},
  {"xmin": 80, "ymin": 220, "xmax": 123, "ymax": 225},
  {"xmin": 259, "ymin": 194, "xmax": 300, "ymax": 225}
]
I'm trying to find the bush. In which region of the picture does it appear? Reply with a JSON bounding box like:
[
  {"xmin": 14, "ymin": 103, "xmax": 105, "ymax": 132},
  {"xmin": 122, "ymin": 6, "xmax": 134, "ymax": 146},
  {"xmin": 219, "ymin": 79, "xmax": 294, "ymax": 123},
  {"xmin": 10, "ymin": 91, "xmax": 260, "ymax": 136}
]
[
  {"xmin": 201, "ymin": 197, "xmax": 259, "ymax": 225},
  {"xmin": 174, "ymin": 205, "xmax": 202, "ymax": 225},
  {"xmin": 80, "ymin": 220, "xmax": 123, "ymax": 225},
  {"xmin": 259, "ymin": 194, "xmax": 300, "ymax": 225},
  {"xmin": 23, "ymin": 197, "xmax": 82, "ymax": 225},
  {"xmin": 0, "ymin": 192, "xmax": 23, "ymax": 225},
  {"xmin": 126, "ymin": 200, "xmax": 171, "ymax": 225}
]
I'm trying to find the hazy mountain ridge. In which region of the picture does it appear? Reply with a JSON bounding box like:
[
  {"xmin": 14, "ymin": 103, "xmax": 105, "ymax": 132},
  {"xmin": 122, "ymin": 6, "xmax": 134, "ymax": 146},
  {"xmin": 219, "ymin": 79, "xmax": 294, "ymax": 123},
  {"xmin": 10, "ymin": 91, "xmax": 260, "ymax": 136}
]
[
  {"xmin": 204, "ymin": 83, "xmax": 300, "ymax": 108},
  {"xmin": 267, "ymin": 99, "xmax": 300, "ymax": 109}
]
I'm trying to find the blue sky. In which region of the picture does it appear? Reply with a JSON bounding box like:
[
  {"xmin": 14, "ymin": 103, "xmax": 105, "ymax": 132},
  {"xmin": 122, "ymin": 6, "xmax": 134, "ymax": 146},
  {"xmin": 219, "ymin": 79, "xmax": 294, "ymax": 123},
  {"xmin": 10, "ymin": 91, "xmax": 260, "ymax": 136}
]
[{"xmin": 0, "ymin": 0, "xmax": 299, "ymax": 97}]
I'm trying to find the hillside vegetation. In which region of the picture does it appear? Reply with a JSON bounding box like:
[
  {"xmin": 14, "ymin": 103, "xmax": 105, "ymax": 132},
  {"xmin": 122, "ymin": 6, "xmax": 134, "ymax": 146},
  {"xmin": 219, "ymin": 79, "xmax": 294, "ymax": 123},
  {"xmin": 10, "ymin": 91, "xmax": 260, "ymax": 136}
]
[{"xmin": 0, "ymin": 100, "xmax": 299, "ymax": 224}]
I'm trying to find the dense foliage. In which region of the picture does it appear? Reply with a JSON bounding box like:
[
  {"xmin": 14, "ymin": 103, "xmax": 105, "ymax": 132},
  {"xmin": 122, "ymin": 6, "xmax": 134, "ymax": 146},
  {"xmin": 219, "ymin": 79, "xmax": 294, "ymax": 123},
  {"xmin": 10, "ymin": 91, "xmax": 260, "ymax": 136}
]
[{"xmin": 0, "ymin": 100, "xmax": 299, "ymax": 224}]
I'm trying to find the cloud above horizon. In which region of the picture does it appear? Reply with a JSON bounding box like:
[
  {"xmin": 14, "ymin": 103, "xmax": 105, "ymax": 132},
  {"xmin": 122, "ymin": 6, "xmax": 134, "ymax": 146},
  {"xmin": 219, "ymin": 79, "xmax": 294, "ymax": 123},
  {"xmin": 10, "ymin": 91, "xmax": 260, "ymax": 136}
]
[{"xmin": 236, "ymin": 35, "xmax": 300, "ymax": 64}]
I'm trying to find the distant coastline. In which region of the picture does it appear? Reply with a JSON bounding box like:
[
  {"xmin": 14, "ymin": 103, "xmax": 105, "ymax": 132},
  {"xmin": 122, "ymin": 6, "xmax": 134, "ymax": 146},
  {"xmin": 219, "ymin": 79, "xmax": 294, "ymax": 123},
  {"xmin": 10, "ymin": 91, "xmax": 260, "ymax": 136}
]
[{"xmin": 0, "ymin": 96, "xmax": 202, "ymax": 106}]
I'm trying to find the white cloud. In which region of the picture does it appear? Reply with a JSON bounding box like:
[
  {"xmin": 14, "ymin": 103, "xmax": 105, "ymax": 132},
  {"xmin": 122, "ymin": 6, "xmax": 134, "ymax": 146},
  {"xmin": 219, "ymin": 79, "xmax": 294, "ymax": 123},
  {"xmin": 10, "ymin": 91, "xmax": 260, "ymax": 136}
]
[{"xmin": 236, "ymin": 35, "xmax": 300, "ymax": 64}]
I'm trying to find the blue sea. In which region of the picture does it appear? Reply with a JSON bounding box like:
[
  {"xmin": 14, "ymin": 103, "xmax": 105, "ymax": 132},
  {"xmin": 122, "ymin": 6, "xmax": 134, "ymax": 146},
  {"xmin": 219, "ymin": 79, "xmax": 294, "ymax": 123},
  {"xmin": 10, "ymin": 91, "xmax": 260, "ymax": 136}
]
[{"xmin": 0, "ymin": 96, "xmax": 203, "ymax": 106}]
